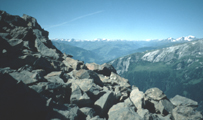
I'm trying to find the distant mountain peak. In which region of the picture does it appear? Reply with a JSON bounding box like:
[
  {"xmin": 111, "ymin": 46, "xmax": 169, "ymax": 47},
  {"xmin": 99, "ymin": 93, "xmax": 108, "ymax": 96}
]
[{"xmin": 51, "ymin": 35, "xmax": 197, "ymax": 42}]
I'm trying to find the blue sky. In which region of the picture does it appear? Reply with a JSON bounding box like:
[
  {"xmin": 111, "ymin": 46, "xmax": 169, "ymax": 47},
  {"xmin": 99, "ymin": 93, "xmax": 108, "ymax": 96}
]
[{"xmin": 1, "ymin": 0, "xmax": 203, "ymax": 40}]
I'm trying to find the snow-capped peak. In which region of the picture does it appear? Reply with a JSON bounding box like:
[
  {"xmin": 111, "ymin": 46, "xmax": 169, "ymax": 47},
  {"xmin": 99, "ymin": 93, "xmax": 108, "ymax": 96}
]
[
  {"xmin": 51, "ymin": 35, "xmax": 197, "ymax": 42},
  {"xmin": 176, "ymin": 35, "xmax": 196, "ymax": 42}
]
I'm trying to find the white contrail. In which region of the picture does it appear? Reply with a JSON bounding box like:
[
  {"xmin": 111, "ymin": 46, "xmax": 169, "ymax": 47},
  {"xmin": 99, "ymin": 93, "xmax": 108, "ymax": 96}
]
[
  {"xmin": 69, "ymin": 10, "xmax": 103, "ymax": 22},
  {"xmin": 46, "ymin": 10, "xmax": 104, "ymax": 29}
]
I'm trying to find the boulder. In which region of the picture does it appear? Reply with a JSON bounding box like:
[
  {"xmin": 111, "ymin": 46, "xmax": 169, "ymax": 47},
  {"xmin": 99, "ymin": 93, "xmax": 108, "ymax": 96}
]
[
  {"xmin": 35, "ymin": 37, "xmax": 60, "ymax": 60},
  {"xmin": 110, "ymin": 72, "xmax": 131, "ymax": 90},
  {"xmin": 144, "ymin": 88, "xmax": 174, "ymax": 115},
  {"xmin": 137, "ymin": 109, "xmax": 152, "ymax": 120},
  {"xmin": 170, "ymin": 95, "xmax": 198, "ymax": 108},
  {"xmin": 9, "ymin": 69, "xmax": 46, "ymax": 85},
  {"xmin": 29, "ymin": 82, "xmax": 71, "ymax": 104},
  {"xmin": 80, "ymin": 107, "xmax": 96, "ymax": 118},
  {"xmin": 68, "ymin": 78, "xmax": 104, "ymax": 101},
  {"xmin": 94, "ymin": 91, "xmax": 117, "ymax": 118},
  {"xmin": 108, "ymin": 106, "xmax": 142, "ymax": 120},
  {"xmin": 129, "ymin": 87, "xmax": 145, "ymax": 109},
  {"xmin": 47, "ymin": 104, "xmax": 83, "ymax": 120},
  {"xmin": 73, "ymin": 69, "xmax": 103, "ymax": 87},
  {"xmin": 70, "ymin": 83, "xmax": 93, "ymax": 107},
  {"xmin": 144, "ymin": 87, "xmax": 167, "ymax": 101},
  {"xmin": 86, "ymin": 63, "xmax": 117, "ymax": 76},
  {"xmin": 63, "ymin": 57, "xmax": 87, "ymax": 70},
  {"xmin": 44, "ymin": 71, "xmax": 70, "ymax": 83},
  {"xmin": 22, "ymin": 14, "xmax": 42, "ymax": 29},
  {"xmin": 172, "ymin": 106, "xmax": 203, "ymax": 120},
  {"xmin": 33, "ymin": 56, "xmax": 55, "ymax": 72}
]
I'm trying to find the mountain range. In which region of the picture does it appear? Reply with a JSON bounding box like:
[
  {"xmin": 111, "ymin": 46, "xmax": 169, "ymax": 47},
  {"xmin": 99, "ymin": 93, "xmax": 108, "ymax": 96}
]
[{"xmin": 51, "ymin": 36, "xmax": 199, "ymax": 64}]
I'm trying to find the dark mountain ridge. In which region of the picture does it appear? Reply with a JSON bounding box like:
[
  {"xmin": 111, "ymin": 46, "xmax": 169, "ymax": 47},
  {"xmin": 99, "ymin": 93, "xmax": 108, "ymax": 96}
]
[{"xmin": 0, "ymin": 10, "xmax": 202, "ymax": 120}]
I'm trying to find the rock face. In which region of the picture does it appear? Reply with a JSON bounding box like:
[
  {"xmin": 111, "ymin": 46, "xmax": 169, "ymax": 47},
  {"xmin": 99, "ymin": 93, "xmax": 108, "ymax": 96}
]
[{"xmin": 0, "ymin": 11, "xmax": 202, "ymax": 120}]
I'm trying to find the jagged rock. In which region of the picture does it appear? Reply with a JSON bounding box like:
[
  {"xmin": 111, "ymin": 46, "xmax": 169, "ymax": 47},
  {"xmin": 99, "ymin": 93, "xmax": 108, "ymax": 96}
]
[
  {"xmin": 144, "ymin": 88, "xmax": 174, "ymax": 115},
  {"xmin": 45, "ymin": 75, "xmax": 64, "ymax": 84},
  {"xmin": 110, "ymin": 72, "xmax": 131, "ymax": 90},
  {"xmin": 22, "ymin": 14, "xmax": 42, "ymax": 29},
  {"xmin": 80, "ymin": 107, "xmax": 96, "ymax": 118},
  {"xmin": 63, "ymin": 57, "xmax": 87, "ymax": 70},
  {"xmin": 108, "ymin": 104, "xmax": 142, "ymax": 120},
  {"xmin": 137, "ymin": 109, "xmax": 152, "ymax": 120},
  {"xmin": 33, "ymin": 56, "xmax": 57, "ymax": 72},
  {"xmin": 172, "ymin": 106, "xmax": 203, "ymax": 120},
  {"xmin": 73, "ymin": 69, "xmax": 103, "ymax": 87},
  {"xmin": 44, "ymin": 71, "xmax": 70, "ymax": 83},
  {"xmin": 47, "ymin": 104, "xmax": 83, "ymax": 120},
  {"xmin": 130, "ymin": 87, "xmax": 145, "ymax": 109},
  {"xmin": 144, "ymin": 88, "xmax": 167, "ymax": 101},
  {"xmin": 0, "ymin": 11, "xmax": 27, "ymax": 28},
  {"xmin": 86, "ymin": 63, "xmax": 117, "ymax": 76},
  {"xmin": 35, "ymin": 36, "xmax": 60, "ymax": 60},
  {"xmin": 68, "ymin": 78, "xmax": 104, "ymax": 103},
  {"xmin": 170, "ymin": 95, "xmax": 198, "ymax": 108},
  {"xmin": 9, "ymin": 69, "xmax": 45, "ymax": 85},
  {"xmin": 94, "ymin": 91, "xmax": 117, "ymax": 118},
  {"xmin": 70, "ymin": 83, "xmax": 93, "ymax": 107},
  {"xmin": 29, "ymin": 82, "xmax": 71, "ymax": 104}
]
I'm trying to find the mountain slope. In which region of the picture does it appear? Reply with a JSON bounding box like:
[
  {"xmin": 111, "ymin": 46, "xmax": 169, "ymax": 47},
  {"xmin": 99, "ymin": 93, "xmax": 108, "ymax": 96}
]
[
  {"xmin": 109, "ymin": 39, "xmax": 203, "ymax": 112},
  {"xmin": 52, "ymin": 41, "xmax": 103, "ymax": 63}
]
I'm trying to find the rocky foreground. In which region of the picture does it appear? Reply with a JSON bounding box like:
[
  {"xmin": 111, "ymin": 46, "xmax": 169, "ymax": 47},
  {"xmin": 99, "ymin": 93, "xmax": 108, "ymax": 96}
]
[{"xmin": 0, "ymin": 10, "xmax": 203, "ymax": 120}]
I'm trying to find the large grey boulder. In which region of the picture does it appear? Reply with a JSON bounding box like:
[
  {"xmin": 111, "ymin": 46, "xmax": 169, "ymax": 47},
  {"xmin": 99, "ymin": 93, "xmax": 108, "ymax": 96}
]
[
  {"xmin": 44, "ymin": 71, "xmax": 70, "ymax": 83},
  {"xmin": 68, "ymin": 79, "xmax": 104, "ymax": 102},
  {"xmin": 130, "ymin": 87, "xmax": 145, "ymax": 110},
  {"xmin": 170, "ymin": 95, "xmax": 198, "ymax": 108},
  {"xmin": 172, "ymin": 106, "xmax": 203, "ymax": 120},
  {"xmin": 63, "ymin": 57, "xmax": 87, "ymax": 70},
  {"xmin": 73, "ymin": 69, "xmax": 103, "ymax": 87},
  {"xmin": 108, "ymin": 105, "xmax": 141, "ymax": 120},
  {"xmin": 9, "ymin": 69, "xmax": 45, "ymax": 85},
  {"xmin": 70, "ymin": 83, "xmax": 93, "ymax": 107},
  {"xmin": 144, "ymin": 87, "xmax": 167, "ymax": 101},
  {"xmin": 80, "ymin": 107, "xmax": 96, "ymax": 119},
  {"xmin": 29, "ymin": 82, "xmax": 71, "ymax": 104},
  {"xmin": 86, "ymin": 63, "xmax": 117, "ymax": 76},
  {"xmin": 144, "ymin": 88, "xmax": 174, "ymax": 115},
  {"xmin": 137, "ymin": 109, "xmax": 152, "ymax": 120},
  {"xmin": 94, "ymin": 91, "xmax": 117, "ymax": 118},
  {"xmin": 47, "ymin": 104, "xmax": 83, "ymax": 120}
]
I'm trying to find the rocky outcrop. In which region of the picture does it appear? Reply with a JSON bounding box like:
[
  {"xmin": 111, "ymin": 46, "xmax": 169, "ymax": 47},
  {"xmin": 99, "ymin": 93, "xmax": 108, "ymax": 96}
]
[{"xmin": 0, "ymin": 11, "xmax": 202, "ymax": 120}]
